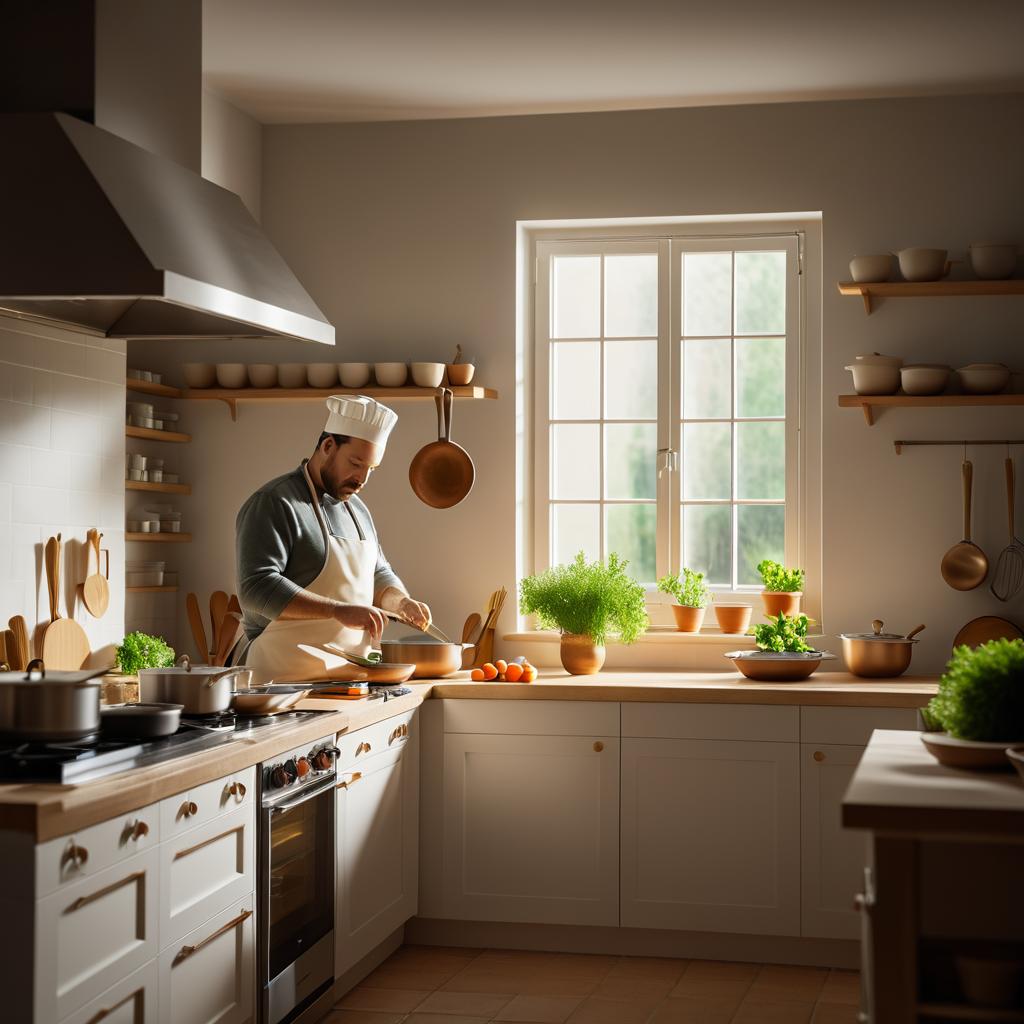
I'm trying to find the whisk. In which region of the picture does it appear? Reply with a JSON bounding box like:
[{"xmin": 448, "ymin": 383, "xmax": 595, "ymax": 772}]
[{"xmin": 990, "ymin": 456, "xmax": 1024, "ymax": 601}]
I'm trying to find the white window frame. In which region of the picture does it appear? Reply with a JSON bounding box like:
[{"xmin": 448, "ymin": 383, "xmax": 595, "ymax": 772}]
[{"xmin": 522, "ymin": 217, "xmax": 822, "ymax": 630}]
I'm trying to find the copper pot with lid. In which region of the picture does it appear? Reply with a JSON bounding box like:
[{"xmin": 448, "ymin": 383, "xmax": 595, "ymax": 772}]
[{"xmin": 840, "ymin": 620, "xmax": 925, "ymax": 678}]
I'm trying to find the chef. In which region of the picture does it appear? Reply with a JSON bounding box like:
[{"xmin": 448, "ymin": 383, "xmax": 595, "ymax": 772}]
[{"xmin": 235, "ymin": 394, "xmax": 431, "ymax": 682}]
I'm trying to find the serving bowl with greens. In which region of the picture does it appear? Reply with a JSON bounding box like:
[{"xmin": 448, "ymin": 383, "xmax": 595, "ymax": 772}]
[{"xmin": 725, "ymin": 612, "xmax": 835, "ymax": 681}]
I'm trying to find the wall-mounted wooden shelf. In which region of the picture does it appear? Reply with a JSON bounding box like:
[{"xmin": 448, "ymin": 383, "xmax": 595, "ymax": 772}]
[
  {"xmin": 182, "ymin": 384, "xmax": 499, "ymax": 421},
  {"xmin": 125, "ymin": 480, "xmax": 191, "ymax": 495},
  {"xmin": 838, "ymin": 279, "xmax": 1024, "ymax": 313},
  {"xmin": 126, "ymin": 585, "xmax": 179, "ymax": 594},
  {"xmin": 126, "ymin": 379, "xmax": 183, "ymax": 399},
  {"xmin": 839, "ymin": 393, "xmax": 1024, "ymax": 425},
  {"xmin": 126, "ymin": 532, "xmax": 192, "ymax": 543},
  {"xmin": 125, "ymin": 425, "xmax": 191, "ymax": 443}
]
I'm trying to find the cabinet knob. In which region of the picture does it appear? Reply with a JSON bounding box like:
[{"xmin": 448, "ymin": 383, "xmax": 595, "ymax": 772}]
[
  {"xmin": 813, "ymin": 750, "xmax": 825, "ymax": 762},
  {"xmin": 228, "ymin": 780, "xmax": 248, "ymax": 797},
  {"xmin": 181, "ymin": 800, "xmax": 198, "ymax": 818},
  {"xmin": 593, "ymin": 741, "xmax": 604, "ymax": 752},
  {"xmin": 131, "ymin": 821, "xmax": 149, "ymax": 841},
  {"xmin": 357, "ymin": 741, "xmax": 372, "ymax": 755},
  {"xmin": 64, "ymin": 842, "xmax": 89, "ymax": 868}
]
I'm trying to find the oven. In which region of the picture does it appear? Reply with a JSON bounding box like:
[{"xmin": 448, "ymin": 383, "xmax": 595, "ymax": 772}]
[{"xmin": 258, "ymin": 734, "xmax": 339, "ymax": 1024}]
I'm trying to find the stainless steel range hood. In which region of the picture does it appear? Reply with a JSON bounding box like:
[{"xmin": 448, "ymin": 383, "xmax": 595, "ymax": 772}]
[{"xmin": 0, "ymin": 112, "xmax": 334, "ymax": 345}]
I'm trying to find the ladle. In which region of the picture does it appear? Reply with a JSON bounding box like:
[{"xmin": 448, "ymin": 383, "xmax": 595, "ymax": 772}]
[{"xmin": 940, "ymin": 459, "xmax": 988, "ymax": 591}]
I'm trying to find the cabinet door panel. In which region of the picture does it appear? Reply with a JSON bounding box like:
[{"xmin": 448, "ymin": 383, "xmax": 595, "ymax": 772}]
[
  {"xmin": 59, "ymin": 960, "xmax": 158, "ymax": 1024},
  {"xmin": 621, "ymin": 737, "xmax": 799, "ymax": 935},
  {"xmin": 443, "ymin": 733, "xmax": 619, "ymax": 926},
  {"xmin": 158, "ymin": 894, "xmax": 255, "ymax": 1024},
  {"xmin": 801, "ymin": 743, "xmax": 867, "ymax": 940},
  {"xmin": 36, "ymin": 847, "xmax": 159, "ymax": 1022}
]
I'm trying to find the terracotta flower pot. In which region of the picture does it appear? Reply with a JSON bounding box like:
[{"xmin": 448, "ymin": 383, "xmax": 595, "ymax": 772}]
[
  {"xmin": 671, "ymin": 605, "xmax": 705, "ymax": 633},
  {"xmin": 761, "ymin": 591, "xmax": 802, "ymax": 618},
  {"xmin": 560, "ymin": 634, "xmax": 606, "ymax": 675},
  {"xmin": 714, "ymin": 603, "xmax": 753, "ymax": 635}
]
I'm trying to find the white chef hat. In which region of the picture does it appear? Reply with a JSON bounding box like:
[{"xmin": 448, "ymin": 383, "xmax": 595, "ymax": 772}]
[{"xmin": 324, "ymin": 395, "xmax": 398, "ymax": 447}]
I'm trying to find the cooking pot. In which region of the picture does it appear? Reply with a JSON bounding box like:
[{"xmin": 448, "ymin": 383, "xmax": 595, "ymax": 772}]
[
  {"xmin": 840, "ymin": 620, "xmax": 925, "ymax": 678},
  {"xmin": 0, "ymin": 659, "xmax": 106, "ymax": 741},
  {"xmin": 139, "ymin": 655, "xmax": 250, "ymax": 714},
  {"xmin": 380, "ymin": 638, "xmax": 471, "ymax": 679}
]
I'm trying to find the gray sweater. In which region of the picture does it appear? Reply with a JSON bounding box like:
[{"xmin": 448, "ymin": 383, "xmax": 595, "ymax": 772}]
[{"xmin": 235, "ymin": 464, "xmax": 404, "ymax": 641}]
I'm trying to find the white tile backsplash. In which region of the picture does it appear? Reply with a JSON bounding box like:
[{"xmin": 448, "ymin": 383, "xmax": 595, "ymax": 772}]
[{"xmin": 0, "ymin": 315, "xmax": 127, "ymax": 664}]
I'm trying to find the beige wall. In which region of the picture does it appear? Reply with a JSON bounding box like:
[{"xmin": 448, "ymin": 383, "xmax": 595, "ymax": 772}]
[
  {"xmin": 202, "ymin": 89, "xmax": 263, "ymax": 219},
  {"xmin": 134, "ymin": 92, "xmax": 1024, "ymax": 672}
]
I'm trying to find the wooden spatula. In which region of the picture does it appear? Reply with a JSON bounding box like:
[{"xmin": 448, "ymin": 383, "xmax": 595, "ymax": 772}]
[
  {"xmin": 41, "ymin": 534, "xmax": 90, "ymax": 670},
  {"xmin": 210, "ymin": 591, "xmax": 229, "ymax": 658},
  {"xmin": 186, "ymin": 592, "xmax": 209, "ymax": 662},
  {"xmin": 7, "ymin": 619, "xmax": 28, "ymax": 671},
  {"xmin": 214, "ymin": 611, "xmax": 242, "ymax": 667},
  {"xmin": 82, "ymin": 528, "xmax": 110, "ymax": 618}
]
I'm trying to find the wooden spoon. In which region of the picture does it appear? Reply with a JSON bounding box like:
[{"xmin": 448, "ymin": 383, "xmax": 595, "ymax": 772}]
[
  {"xmin": 941, "ymin": 460, "xmax": 989, "ymax": 591},
  {"xmin": 210, "ymin": 591, "xmax": 229, "ymax": 658},
  {"xmin": 82, "ymin": 528, "xmax": 110, "ymax": 618},
  {"xmin": 41, "ymin": 534, "xmax": 91, "ymax": 669},
  {"xmin": 461, "ymin": 613, "xmax": 482, "ymax": 644},
  {"xmin": 186, "ymin": 592, "xmax": 209, "ymax": 662},
  {"xmin": 7, "ymin": 619, "xmax": 29, "ymax": 671}
]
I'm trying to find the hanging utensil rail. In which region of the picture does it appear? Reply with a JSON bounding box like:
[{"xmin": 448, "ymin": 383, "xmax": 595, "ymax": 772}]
[{"xmin": 894, "ymin": 439, "xmax": 1024, "ymax": 455}]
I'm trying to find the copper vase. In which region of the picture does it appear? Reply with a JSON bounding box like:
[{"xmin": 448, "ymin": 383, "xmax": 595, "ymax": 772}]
[{"xmin": 560, "ymin": 634, "xmax": 606, "ymax": 675}]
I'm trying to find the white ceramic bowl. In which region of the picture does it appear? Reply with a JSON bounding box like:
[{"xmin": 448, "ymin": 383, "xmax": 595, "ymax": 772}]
[
  {"xmin": 969, "ymin": 243, "xmax": 1018, "ymax": 280},
  {"xmin": 411, "ymin": 361, "xmax": 445, "ymax": 387},
  {"xmin": 849, "ymin": 254, "xmax": 894, "ymax": 283},
  {"xmin": 374, "ymin": 362, "xmax": 408, "ymax": 387},
  {"xmin": 307, "ymin": 363, "xmax": 338, "ymax": 388},
  {"xmin": 900, "ymin": 364, "xmax": 951, "ymax": 396},
  {"xmin": 854, "ymin": 352, "xmax": 903, "ymax": 367},
  {"xmin": 338, "ymin": 362, "xmax": 371, "ymax": 388},
  {"xmin": 957, "ymin": 363, "xmax": 1010, "ymax": 394},
  {"xmin": 215, "ymin": 363, "xmax": 248, "ymax": 389},
  {"xmin": 126, "ymin": 401, "xmax": 154, "ymax": 418},
  {"xmin": 896, "ymin": 247, "xmax": 948, "ymax": 282},
  {"xmin": 183, "ymin": 362, "xmax": 217, "ymax": 388},
  {"xmin": 128, "ymin": 453, "xmax": 147, "ymax": 470},
  {"xmin": 247, "ymin": 363, "xmax": 278, "ymax": 388},
  {"xmin": 278, "ymin": 363, "xmax": 308, "ymax": 388}
]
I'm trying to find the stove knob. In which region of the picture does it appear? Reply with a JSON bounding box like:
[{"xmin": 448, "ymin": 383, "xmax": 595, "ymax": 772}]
[
  {"xmin": 270, "ymin": 765, "xmax": 292, "ymax": 789},
  {"xmin": 295, "ymin": 756, "xmax": 311, "ymax": 778},
  {"xmin": 313, "ymin": 747, "xmax": 338, "ymax": 771}
]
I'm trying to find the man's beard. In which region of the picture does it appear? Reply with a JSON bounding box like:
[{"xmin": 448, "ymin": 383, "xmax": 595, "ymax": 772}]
[{"xmin": 321, "ymin": 461, "xmax": 362, "ymax": 500}]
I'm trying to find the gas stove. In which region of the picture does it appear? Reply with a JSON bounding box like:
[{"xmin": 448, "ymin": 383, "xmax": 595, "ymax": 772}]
[{"xmin": 0, "ymin": 710, "xmax": 324, "ymax": 785}]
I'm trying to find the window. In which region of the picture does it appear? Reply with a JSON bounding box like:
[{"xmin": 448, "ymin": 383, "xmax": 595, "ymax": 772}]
[{"xmin": 533, "ymin": 228, "xmax": 806, "ymax": 601}]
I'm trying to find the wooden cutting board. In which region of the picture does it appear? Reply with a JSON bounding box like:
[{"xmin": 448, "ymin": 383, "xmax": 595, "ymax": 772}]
[{"xmin": 41, "ymin": 534, "xmax": 91, "ymax": 670}]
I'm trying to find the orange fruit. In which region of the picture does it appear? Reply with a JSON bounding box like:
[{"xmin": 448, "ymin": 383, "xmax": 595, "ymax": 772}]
[
  {"xmin": 522, "ymin": 666, "xmax": 537, "ymax": 682},
  {"xmin": 470, "ymin": 668, "xmax": 485, "ymax": 681},
  {"xmin": 482, "ymin": 663, "xmax": 498, "ymax": 680},
  {"xmin": 504, "ymin": 663, "xmax": 523, "ymax": 683}
]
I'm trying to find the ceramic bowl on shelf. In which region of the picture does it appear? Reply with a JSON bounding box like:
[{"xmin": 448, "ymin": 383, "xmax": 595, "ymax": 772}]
[
  {"xmin": 848, "ymin": 255, "xmax": 894, "ymax": 283},
  {"xmin": 183, "ymin": 363, "xmax": 217, "ymax": 388},
  {"xmin": 247, "ymin": 363, "xmax": 278, "ymax": 388},
  {"xmin": 278, "ymin": 363, "xmax": 307, "ymax": 388},
  {"xmin": 307, "ymin": 363, "xmax": 338, "ymax": 388},
  {"xmin": 846, "ymin": 352, "xmax": 903, "ymax": 395},
  {"xmin": 724, "ymin": 650, "xmax": 836, "ymax": 682},
  {"xmin": 957, "ymin": 363, "xmax": 1010, "ymax": 394},
  {"xmin": 215, "ymin": 363, "xmax": 247, "ymax": 389},
  {"xmin": 338, "ymin": 362, "xmax": 371, "ymax": 388},
  {"xmin": 447, "ymin": 362, "xmax": 475, "ymax": 386},
  {"xmin": 900, "ymin": 364, "xmax": 951, "ymax": 396},
  {"xmin": 374, "ymin": 362, "xmax": 408, "ymax": 387},
  {"xmin": 411, "ymin": 362, "xmax": 445, "ymax": 387},
  {"xmin": 969, "ymin": 243, "xmax": 1019, "ymax": 281},
  {"xmin": 895, "ymin": 247, "xmax": 949, "ymax": 282}
]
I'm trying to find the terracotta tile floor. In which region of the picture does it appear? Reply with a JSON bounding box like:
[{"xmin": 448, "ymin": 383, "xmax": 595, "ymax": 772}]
[{"xmin": 320, "ymin": 946, "xmax": 861, "ymax": 1024}]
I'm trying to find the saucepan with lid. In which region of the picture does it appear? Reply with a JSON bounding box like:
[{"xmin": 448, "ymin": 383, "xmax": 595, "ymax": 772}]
[
  {"xmin": 0, "ymin": 659, "xmax": 107, "ymax": 742},
  {"xmin": 840, "ymin": 620, "xmax": 925, "ymax": 678},
  {"xmin": 139, "ymin": 655, "xmax": 250, "ymax": 714}
]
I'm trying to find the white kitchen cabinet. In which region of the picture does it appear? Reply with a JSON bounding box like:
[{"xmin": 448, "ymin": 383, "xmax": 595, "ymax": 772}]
[
  {"xmin": 159, "ymin": 767, "xmax": 255, "ymax": 841},
  {"xmin": 157, "ymin": 893, "xmax": 255, "ymax": 1024},
  {"xmin": 335, "ymin": 712, "xmax": 419, "ymax": 977},
  {"xmin": 60, "ymin": 960, "xmax": 158, "ymax": 1024},
  {"xmin": 442, "ymin": 731, "xmax": 620, "ymax": 926},
  {"xmin": 620, "ymin": 736, "xmax": 800, "ymax": 935},
  {"xmin": 800, "ymin": 743, "xmax": 867, "ymax": 940},
  {"xmin": 35, "ymin": 846, "xmax": 160, "ymax": 1023}
]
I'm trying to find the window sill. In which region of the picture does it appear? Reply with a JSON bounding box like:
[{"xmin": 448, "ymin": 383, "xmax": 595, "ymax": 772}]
[{"xmin": 503, "ymin": 628, "xmax": 758, "ymax": 647}]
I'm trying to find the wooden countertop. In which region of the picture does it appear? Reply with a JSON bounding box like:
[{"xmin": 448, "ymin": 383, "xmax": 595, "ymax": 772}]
[
  {"xmin": 843, "ymin": 729, "xmax": 1024, "ymax": 837},
  {"xmin": 1, "ymin": 670, "xmax": 937, "ymax": 841}
]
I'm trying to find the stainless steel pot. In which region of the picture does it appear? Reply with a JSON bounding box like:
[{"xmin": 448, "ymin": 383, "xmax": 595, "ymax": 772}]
[
  {"xmin": 139, "ymin": 656, "xmax": 250, "ymax": 714},
  {"xmin": 839, "ymin": 620, "xmax": 926, "ymax": 678},
  {"xmin": 0, "ymin": 660, "xmax": 106, "ymax": 741},
  {"xmin": 380, "ymin": 639, "xmax": 470, "ymax": 679}
]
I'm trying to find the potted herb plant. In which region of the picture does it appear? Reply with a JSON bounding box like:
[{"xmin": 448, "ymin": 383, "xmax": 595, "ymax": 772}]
[
  {"xmin": 115, "ymin": 631, "xmax": 175, "ymax": 676},
  {"xmin": 725, "ymin": 612, "xmax": 834, "ymax": 681},
  {"xmin": 756, "ymin": 559, "xmax": 805, "ymax": 617},
  {"xmin": 520, "ymin": 552, "xmax": 648, "ymax": 674},
  {"xmin": 657, "ymin": 569, "xmax": 708, "ymax": 633}
]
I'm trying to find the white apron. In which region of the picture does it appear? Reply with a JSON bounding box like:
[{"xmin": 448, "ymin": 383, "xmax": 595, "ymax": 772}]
[{"xmin": 245, "ymin": 463, "xmax": 377, "ymax": 683}]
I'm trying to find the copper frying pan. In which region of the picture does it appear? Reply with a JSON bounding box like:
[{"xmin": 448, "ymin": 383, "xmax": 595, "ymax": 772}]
[{"xmin": 409, "ymin": 388, "xmax": 475, "ymax": 508}]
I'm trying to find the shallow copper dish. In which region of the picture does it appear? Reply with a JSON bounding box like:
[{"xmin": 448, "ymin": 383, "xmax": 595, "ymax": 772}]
[{"xmin": 725, "ymin": 650, "xmax": 836, "ymax": 682}]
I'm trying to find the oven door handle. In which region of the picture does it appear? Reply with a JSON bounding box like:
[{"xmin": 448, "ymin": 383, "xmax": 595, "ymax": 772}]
[{"xmin": 266, "ymin": 773, "xmax": 337, "ymax": 814}]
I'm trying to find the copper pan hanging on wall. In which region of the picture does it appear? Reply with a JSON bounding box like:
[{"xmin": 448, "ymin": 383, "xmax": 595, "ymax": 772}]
[{"xmin": 409, "ymin": 387, "xmax": 475, "ymax": 508}]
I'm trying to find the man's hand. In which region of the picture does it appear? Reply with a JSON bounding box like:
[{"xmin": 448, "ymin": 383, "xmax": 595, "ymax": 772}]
[
  {"xmin": 379, "ymin": 588, "xmax": 432, "ymax": 630},
  {"xmin": 332, "ymin": 603, "xmax": 387, "ymax": 645}
]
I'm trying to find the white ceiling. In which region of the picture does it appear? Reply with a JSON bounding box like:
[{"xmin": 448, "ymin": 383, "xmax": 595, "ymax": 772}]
[{"xmin": 203, "ymin": 0, "xmax": 1024, "ymax": 124}]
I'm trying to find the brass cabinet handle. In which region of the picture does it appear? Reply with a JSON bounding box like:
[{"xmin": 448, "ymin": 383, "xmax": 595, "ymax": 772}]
[
  {"xmin": 83, "ymin": 985, "xmax": 140, "ymax": 1024},
  {"xmin": 813, "ymin": 751, "xmax": 825, "ymax": 762},
  {"xmin": 63, "ymin": 842, "xmax": 89, "ymax": 869},
  {"xmin": 180, "ymin": 800, "xmax": 199, "ymax": 819},
  {"xmin": 131, "ymin": 820, "xmax": 150, "ymax": 841},
  {"xmin": 65, "ymin": 870, "xmax": 145, "ymax": 914},
  {"xmin": 228, "ymin": 781, "xmax": 247, "ymax": 798},
  {"xmin": 402, "ymin": 723, "xmax": 409, "ymax": 737},
  {"xmin": 172, "ymin": 908, "xmax": 253, "ymax": 967},
  {"xmin": 174, "ymin": 823, "xmax": 242, "ymax": 861},
  {"xmin": 336, "ymin": 772, "xmax": 362, "ymax": 790},
  {"xmin": 356, "ymin": 741, "xmax": 372, "ymax": 755},
  {"xmin": 593, "ymin": 741, "xmax": 604, "ymax": 752}
]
